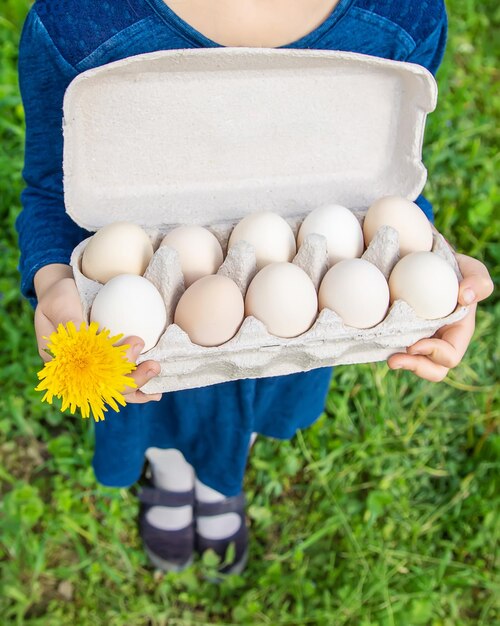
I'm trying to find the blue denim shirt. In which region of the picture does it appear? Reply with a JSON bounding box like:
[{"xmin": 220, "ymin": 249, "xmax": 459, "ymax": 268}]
[
  {"xmin": 17, "ymin": 0, "xmax": 448, "ymax": 492},
  {"xmin": 18, "ymin": 0, "xmax": 446, "ymax": 306}
]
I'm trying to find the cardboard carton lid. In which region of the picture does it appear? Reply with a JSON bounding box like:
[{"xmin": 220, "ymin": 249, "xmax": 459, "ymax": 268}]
[{"xmin": 63, "ymin": 48, "xmax": 437, "ymax": 231}]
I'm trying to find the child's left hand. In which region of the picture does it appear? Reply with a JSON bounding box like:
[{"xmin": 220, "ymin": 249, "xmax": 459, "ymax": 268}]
[{"xmin": 387, "ymin": 253, "xmax": 494, "ymax": 382}]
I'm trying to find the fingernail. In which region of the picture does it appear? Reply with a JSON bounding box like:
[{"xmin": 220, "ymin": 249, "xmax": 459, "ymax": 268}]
[
  {"xmin": 462, "ymin": 288, "xmax": 475, "ymax": 304},
  {"xmin": 390, "ymin": 364, "xmax": 403, "ymax": 370},
  {"xmin": 147, "ymin": 368, "xmax": 159, "ymax": 377},
  {"xmin": 131, "ymin": 343, "xmax": 144, "ymax": 359}
]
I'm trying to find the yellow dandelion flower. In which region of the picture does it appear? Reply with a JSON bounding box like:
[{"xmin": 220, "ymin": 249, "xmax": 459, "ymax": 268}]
[{"xmin": 36, "ymin": 321, "xmax": 137, "ymax": 422}]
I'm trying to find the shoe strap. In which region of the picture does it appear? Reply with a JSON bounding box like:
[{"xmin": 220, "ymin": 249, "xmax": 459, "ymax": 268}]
[
  {"xmin": 195, "ymin": 492, "xmax": 246, "ymax": 517},
  {"xmin": 138, "ymin": 486, "xmax": 195, "ymax": 508}
]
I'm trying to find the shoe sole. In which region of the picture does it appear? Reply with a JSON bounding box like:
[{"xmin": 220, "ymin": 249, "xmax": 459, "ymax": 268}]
[
  {"xmin": 224, "ymin": 547, "xmax": 248, "ymax": 575},
  {"xmin": 204, "ymin": 547, "xmax": 249, "ymax": 583},
  {"xmin": 145, "ymin": 545, "xmax": 193, "ymax": 573}
]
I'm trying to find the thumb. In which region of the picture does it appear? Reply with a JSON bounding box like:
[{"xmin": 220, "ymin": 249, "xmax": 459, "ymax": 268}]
[
  {"xmin": 42, "ymin": 278, "xmax": 87, "ymax": 331},
  {"xmin": 35, "ymin": 276, "xmax": 87, "ymax": 362},
  {"xmin": 35, "ymin": 307, "xmax": 87, "ymax": 363},
  {"xmin": 53, "ymin": 309, "xmax": 86, "ymax": 332}
]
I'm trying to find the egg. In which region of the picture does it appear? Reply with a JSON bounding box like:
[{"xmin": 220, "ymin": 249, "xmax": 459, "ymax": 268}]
[
  {"xmin": 161, "ymin": 226, "xmax": 223, "ymax": 287},
  {"xmin": 245, "ymin": 262, "xmax": 318, "ymax": 338},
  {"xmin": 228, "ymin": 212, "xmax": 296, "ymax": 270},
  {"xmin": 174, "ymin": 275, "xmax": 244, "ymax": 347},
  {"xmin": 363, "ymin": 196, "xmax": 433, "ymax": 256},
  {"xmin": 319, "ymin": 259, "xmax": 389, "ymax": 329},
  {"xmin": 90, "ymin": 274, "xmax": 167, "ymax": 352},
  {"xmin": 297, "ymin": 204, "xmax": 364, "ymax": 265},
  {"xmin": 389, "ymin": 252, "xmax": 459, "ymax": 319},
  {"xmin": 82, "ymin": 221, "xmax": 154, "ymax": 283}
]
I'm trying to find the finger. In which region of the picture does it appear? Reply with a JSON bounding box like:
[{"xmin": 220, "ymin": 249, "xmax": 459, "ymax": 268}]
[
  {"xmin": 389, "ymin": 302, "xmax": 477, "ymax": 378},
  {"xmin": 456, "ymin": 253, "xmax": 494, "ymax": 305},
  {"xmin": 433, "ymin": 304, "xmax": 476, "ymax": 354},
  {"xmin": 402, "ymin": 304, "xmax": 476, "ymax": 369},
  {"xmin": 124, "ymin": 390, "xmax": 163, "ymax": 404},
  {"xmin": 388, "ymin": 353, "xmax": 450, "ymax": 382},
  {"xmin": 124, "ymin": 360, "xmax": 161, "ymax": 390},
  {"xmin": 110, "ymin": 337, "xmax": 161, "ymax": 400},
  {"xmin": 116, "ymin": 336, "xmax": 145, "ymax": 363},
  {"xmin": 123, "ymin": 361, "xmax": 162, "ymax": 403},
  {"xmin": 406, "ymin": 338, "xmax": 462, "ymax": 369}
]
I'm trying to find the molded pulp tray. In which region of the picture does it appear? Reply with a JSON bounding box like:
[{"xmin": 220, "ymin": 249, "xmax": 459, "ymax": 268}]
[{"xmin": 64, "ymin": 48, "xmax": 467, "ymax": 393}]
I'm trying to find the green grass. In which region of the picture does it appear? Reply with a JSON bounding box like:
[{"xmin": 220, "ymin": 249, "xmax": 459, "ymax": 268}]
[{"xmin": 1, "ymin": 1, "xmax": 499, "ymax": 624}]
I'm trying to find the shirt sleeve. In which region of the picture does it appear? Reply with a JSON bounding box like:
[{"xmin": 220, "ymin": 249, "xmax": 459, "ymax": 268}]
[
  {"xmin": 16, "ymin": 8, "xmax": 89, "ymax": 307},
  {"xmin": 406, "ymin": 4, "xmax": 448, "ymax": 221}
]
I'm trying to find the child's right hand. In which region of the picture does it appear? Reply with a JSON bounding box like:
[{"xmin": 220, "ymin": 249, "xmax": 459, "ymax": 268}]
[{"xmin": 34, "ymin": 264, "xmax": 162, "ymax": 403}]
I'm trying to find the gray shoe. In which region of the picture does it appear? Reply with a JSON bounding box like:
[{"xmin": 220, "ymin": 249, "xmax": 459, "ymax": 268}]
[
  {"xmin": 138, "ymin": 485, "xmax": 195, "ymax": 572},
  {"xmin": 195, "ymin": 492, "xmax": 248, "ymax": 575}
]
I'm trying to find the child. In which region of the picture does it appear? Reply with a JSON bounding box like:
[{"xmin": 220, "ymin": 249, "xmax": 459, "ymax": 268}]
[{"xmin": 18, "ymin": 0, "xmax": 493, "ymax": 574}]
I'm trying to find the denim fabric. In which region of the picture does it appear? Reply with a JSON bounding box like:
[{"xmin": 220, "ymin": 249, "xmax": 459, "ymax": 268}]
[
  {"xmin": 94, "ymin": 367, "xmax": 333, "ymax": 494},
  {"xmin": 17, "ymin": 0, "xmax": 447, "ymax": 493}
]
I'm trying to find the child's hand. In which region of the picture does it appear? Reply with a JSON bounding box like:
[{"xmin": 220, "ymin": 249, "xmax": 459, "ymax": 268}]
[
  {"xmin": 387, "ymin": 254, "xmax": 494, "ymax": 381},
  {"xmin": 34, "ymin": 264, "xmax": 162, "ymax": 403}
]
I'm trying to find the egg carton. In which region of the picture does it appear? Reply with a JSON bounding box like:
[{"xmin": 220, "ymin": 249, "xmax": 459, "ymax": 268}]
[
  {"xmin": 63, "ymin": 48, "xmax": 468, "ymax": 393},
  {"xmin": 70, "ymin": 213, "xmax": 467, "ymax": 393}
]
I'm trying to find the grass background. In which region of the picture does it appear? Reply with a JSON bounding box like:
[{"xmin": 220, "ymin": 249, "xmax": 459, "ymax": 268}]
[{"xmin": 0, "ymin": 1, "xmax": 498, "ymax": 624}]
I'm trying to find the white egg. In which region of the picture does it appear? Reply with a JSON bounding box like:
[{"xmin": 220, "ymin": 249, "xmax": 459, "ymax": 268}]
[
  {"xmin": 82, "ymin": 221, "xmax": 154, "ymax": 283},
  {"xmin": 161, "ymin": 226, "xmax": 223, "ymax": 287},
  {"xmin": 319, "ymin": 259, "xmax": 389, "ymax": 329},
  {"xmin": 363, "ymin": 196, "xmax": 433, "ymax": 257},
  {"xmin": 90, "ymin": 274, "xmax": 167, "ymax": 352},
  {"xmin": 174, "ymin": 275, "xmax": 244, "ymax": 347},
  {"xmin": 245, "ymin": 262, "xmax": 318, "ymax": 338},
  {"xmin": 228, "ymin": 212, "xmax": 296, "ymax": 270},
  {"xmin": 389, "ymin": 252, "xmax": 459, "ymax": 319},
  {"xmin": 297, "ymin": 204, "xmax": 364, "ymax": 265}
]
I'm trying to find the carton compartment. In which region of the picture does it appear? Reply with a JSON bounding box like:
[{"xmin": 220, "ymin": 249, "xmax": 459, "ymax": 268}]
[{"xmin": 71, "ymin": 211, "xmax": 467, "ymax": 393}]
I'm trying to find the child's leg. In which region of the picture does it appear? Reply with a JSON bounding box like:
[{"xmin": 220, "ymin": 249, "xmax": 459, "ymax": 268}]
[
  {"xmin": 195, "ymin": 433, "xmax": 257, "ymax": 540},
  {"xmin": 139, "ymin": 448, "xmax": 195, "ymax": 571},
  {"xmin": 142, "ymin": 435, "xmax": 256, "ymax": 573},
  {"xmin": 145, "ymin": 448, "xmax": 194, "ymax": 530},
  {"xmin": 195, "ymin": 480, "xmax": 242, "ymax": 539},
  {"xmin": 193, "ymin": 433, "xmax": 257, "ymax": 574},
  {"xmin": 146, "ymin": 447, "xmax": 241, "ymax": 540}
]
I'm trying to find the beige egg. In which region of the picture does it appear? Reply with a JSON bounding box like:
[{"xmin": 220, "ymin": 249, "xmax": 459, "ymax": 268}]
[
  {"xmin": 319, "ymin": 259, "xmax": 389, "ymax": 329},
  {"xmin": 245, "ymin": 262, "xmax": 318, "ymax": 338},
  {"xmin": 82, "ymin": 221, "xmax": 154, "ymax": 283},
  {"xmin": 389, "ymin": 252, "xmax": 459, "ymax": 319},
  {"xmin": 363, "ymin": 196, "xmax": 433, "ymax": 257},
  {"xmin": 228, "ymin": 212, "xmax": 296, "ymax": 270},
  {"xmin": 161, "ymin": 226, "xmax": 223, "ymax": 287},
  {"xmin": 90, "ymin": 274, "xmax": 167, "ymax": 353},
  {"xmin": 297, "ymin": 204, "xmax": 364, "ymax": 265},
  {"xmin": 174, "ymin": 275, "xmax": 244, "ymax": 347}
]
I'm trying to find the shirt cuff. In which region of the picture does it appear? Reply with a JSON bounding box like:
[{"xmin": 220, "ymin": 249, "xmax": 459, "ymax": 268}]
[{"xmin": 20, "ymin": 248, "xmax": 76, "ymax": 309}]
